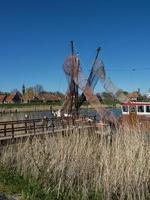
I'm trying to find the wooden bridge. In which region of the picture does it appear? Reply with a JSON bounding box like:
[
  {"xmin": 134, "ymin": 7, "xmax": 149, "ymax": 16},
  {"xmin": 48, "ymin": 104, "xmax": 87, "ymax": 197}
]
[{"xmin": 0, "ymin": 117, "xmax": 96, "ymax": 145}]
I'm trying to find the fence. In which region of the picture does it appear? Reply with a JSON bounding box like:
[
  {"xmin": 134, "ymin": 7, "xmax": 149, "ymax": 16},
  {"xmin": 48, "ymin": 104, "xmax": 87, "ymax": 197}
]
[{"xmin": 0, "ymin": 117, "xmax": 96, "ymax": 140}]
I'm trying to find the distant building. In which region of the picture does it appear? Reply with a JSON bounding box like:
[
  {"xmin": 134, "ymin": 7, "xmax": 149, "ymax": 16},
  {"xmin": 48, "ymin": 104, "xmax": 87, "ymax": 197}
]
[
  {"xmin": 0, "ymin": 94, "xmax": 7, "ymax": 104},
  {"xmin": 23, "ymin": 92, "xmax": 61, "ymax": 103},
  {"xmin": 22, "ymin": 84, "xmax": 25, "ymax": 95},
  {"xmin": 39, "ymin": 92, "xmax": 61, "ymax": 103},
  {"xmin": 127, "ymin": 91, "xmax": 140, "ymax": 101},
  {"xmin": 23, "ymin": 94, "xmax": 39, "ymax": 103},
  {"xmin": 146, "ymin": 92, "xmax": 150, "ymax": 99},
  {"xmin": 6, "ymin": 92, "xmax": 22, "ymax": 103}
]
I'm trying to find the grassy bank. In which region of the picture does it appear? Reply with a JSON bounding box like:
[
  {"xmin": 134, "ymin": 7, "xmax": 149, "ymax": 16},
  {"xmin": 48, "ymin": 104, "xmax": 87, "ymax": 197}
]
[
  {"xmin": 0, "ymin": 102, "xmax": 62, "ymax": 112},
  {"xmin": 0, "ymin": 127, "xmax": 150, "ymax": 199},
  {"xmin": 0, "ymin": 166, "xmax": 50, "ymax": 200},
  {"xmin": 0, "ymin": 102, "xmax": 118, "ymax": 112}
]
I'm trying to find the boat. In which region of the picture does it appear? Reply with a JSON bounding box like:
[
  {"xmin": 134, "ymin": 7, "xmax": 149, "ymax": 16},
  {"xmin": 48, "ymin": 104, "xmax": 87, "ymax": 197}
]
[{"xmin": 121, "ymin": 101, "xmax": 150, "ymax": 128}]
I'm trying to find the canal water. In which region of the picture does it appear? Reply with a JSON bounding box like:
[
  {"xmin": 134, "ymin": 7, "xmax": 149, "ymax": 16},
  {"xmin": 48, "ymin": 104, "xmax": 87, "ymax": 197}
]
[
  {"xmin": 0, "ymin": 110, "xmax": 53, "ymax": 122},
  {"xmin": 0, "ymin": 108, "xmax": 122, "ymax": 122}
]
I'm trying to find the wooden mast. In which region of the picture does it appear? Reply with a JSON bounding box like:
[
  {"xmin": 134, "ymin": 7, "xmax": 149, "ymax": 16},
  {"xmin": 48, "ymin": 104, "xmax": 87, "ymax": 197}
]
[
  {"xmin": 70, "ymin": 41, "xmax": 79, "ymax": 116},
  {"xmin": 78, "ymin": 47, "xmax": 101, "ymax": 107}
]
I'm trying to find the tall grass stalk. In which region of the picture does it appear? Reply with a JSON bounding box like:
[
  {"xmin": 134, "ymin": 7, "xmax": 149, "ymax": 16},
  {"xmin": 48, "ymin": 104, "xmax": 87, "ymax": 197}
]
[{"xmin": 0, "ymin": 127, "xmax": 150, "ymax": 199}]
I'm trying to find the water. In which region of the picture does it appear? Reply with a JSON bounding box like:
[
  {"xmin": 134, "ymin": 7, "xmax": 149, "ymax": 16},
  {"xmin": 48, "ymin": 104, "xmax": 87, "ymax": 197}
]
[
  {"xmin": 79, "ymin": 107, "xmax": 122, "ymax": 120},
  {"xmin": 111, "ymin": 108, "xmax": 122, "ymax": 117},
  {"xmin": 0, "ymin": 108, "xmax": 122, "ymax": 122},
  {"xmin": 0, "ymin": 110, "xmax": 53, "ymax": 122}
]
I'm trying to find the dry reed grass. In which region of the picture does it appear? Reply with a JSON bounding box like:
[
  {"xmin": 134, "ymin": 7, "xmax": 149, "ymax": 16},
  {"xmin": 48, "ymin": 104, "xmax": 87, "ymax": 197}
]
[{"xmin": 0, "ymin": 126, "xmax": 150, "ymax": 199}]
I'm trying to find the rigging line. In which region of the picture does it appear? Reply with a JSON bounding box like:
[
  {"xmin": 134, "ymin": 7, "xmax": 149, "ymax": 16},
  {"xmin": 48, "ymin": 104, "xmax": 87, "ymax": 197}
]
[{"xmin": 107, "ymin": 67, "xmax": 150, "ymax": 72}]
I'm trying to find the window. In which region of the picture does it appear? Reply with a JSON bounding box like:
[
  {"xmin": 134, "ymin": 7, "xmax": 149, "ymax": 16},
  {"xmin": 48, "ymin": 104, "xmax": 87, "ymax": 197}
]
[
  {"xmin": 122, "ymin": 106, "xmax": 128, "ymax": 112},
  {"xmin": 137, "ymin": 106, "xmax": 144, "ymax": 113},
  {"xmin": 129, "ymin": 106, "xmax": 136, "ymax": 113},
  {"xmin": 146, "ymin": 106, "xmax": 150, "ymax": 113}
]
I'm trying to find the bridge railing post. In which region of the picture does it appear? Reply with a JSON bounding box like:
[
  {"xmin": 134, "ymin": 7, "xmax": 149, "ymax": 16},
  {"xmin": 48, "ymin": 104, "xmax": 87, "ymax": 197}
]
[
  {"xmin": 11, "ymin": 123, "xmax": 14, "ymax": 139},
  {"xmin": 42, "ymin": 119, "xmax": 44, "ymax": 132},
  {"xmin": 25, "ymin": 121, "xmax": 27, "ymax": 134},
  {"xmin": 52, "ymin": 119, "xmax": 55, "ymax": 134},
  {"xmin": 4, "ymin": 124, "xmax": 6, "ymax": 137},
  {"xmin": 33, "ymin": 120, "xmax": 36, "ymax": 135}
]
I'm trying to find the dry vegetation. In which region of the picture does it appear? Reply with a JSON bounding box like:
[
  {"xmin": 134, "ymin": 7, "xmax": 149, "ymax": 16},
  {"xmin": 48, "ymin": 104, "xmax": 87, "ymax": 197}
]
[{"xmin": 0, "ymin": 126, "xmax": 150, "ymax": 200}]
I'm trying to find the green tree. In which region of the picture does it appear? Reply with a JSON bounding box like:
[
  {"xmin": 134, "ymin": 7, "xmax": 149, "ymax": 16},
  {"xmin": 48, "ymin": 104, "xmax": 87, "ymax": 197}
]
[{"xmin": 33, "ymin": 84, "xmax": 44, "ymax": 95}]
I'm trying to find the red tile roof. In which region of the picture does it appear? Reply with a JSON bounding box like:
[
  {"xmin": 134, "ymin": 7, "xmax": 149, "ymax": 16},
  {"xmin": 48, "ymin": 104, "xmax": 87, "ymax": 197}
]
[
  {"xmin": 0, "ymin": 95, "xmax": 6, "ymax": 103},
  {"xmin": 23, "ymin": 92, "xmax": 61, "ymax": 102},
  {"xmin": 6, "ymin": 94, "xmax": 16, "ymax": 102},
  {"xmin": 39, "ymin": 93, "xmax": 61, "ymax": 101},
  {"xmin": 6, "ymin": 92, "xmax": 22, "ymax": 103},
  {"xmin": 127, "ymin": 92, "xmax": 139, "ymax": 98},
  {"xmin": 23, "ymin": 94, "xmax": 38, "ymax": 101}
]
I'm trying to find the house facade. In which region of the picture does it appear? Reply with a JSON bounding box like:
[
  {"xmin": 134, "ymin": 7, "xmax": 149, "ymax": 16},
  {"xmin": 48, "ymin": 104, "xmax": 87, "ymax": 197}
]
[
  {"xmin": 0, "ymin": 95, "xmax": 7, "ymax": 104},
  {"xmin": 127, "ymin": 91, "xmax": 140, "ymax": 102},
  {"xmin": 23, "ymin": 92, "xmax": 61, "ymax": 103},
  {"xmin": 5, "ymin": 92, "xmax": 22, "ymax": 103},
  {"xmin": 39, "ymin": 92, "xmax": 61, "ymax": 103}
]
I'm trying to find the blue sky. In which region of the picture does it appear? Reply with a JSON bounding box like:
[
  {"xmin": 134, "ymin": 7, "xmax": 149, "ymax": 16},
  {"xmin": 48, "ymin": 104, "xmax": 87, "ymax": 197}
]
[{"xmin": 0, "ymin": 0, "xmax": 150, "ymax": 94}]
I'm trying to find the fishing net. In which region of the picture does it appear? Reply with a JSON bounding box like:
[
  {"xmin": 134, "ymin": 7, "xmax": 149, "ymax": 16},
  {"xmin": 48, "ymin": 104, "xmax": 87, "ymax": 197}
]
[
  {"xmin": 95, "ymin": 61, "xmax": 128, "ymax": 103},
  {"xmin": 60, "ymin": 55, "xmax": 77, "ymax": 114},
  {"xmin": 78, "ymin": 59, "xmax": 105, "ymax": 106},
  {"xmin": 62, "ymin": 55, "xmax": 117, "ymax": 124},
  {"xmin": 61, "ymin": 49, "xmax": 128, "ymax": 125}
]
